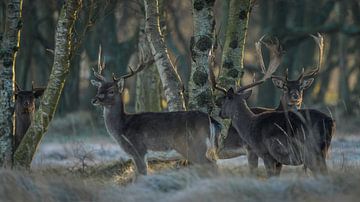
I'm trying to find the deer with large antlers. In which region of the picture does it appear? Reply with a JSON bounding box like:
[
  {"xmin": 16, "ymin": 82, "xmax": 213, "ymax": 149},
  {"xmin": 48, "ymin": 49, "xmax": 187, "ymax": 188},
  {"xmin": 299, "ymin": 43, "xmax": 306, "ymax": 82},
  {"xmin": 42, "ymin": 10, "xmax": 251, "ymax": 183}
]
[
  {"xmin": 219, "ymin": 35, "xmax": 334, "ymax": 173},
  {"xmin": 215, "ymin": 37, "xmax": 334, "ymax": 176},
  {"xmin": 91, "ymin": 46, "xmax": 221, "ymax": 176}
]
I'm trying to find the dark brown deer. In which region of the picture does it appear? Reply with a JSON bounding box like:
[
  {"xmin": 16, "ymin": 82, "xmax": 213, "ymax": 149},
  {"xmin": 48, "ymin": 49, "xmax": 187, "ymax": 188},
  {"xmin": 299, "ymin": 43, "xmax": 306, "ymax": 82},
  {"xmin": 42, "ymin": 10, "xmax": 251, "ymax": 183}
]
[
  {"xmin": 91, "ymin": 47, "xmax": 221, "ymax": 176},
  {"xmin": 14, "ymin": 83, "xmax": 45, "ymax": 150},
  {"xmin": 215, "ymin": 53, "xmax": 334, "ymax": 176},
  {"xmin": 218, "ymin": 34, "xmax": 330, "ymax": 172}
]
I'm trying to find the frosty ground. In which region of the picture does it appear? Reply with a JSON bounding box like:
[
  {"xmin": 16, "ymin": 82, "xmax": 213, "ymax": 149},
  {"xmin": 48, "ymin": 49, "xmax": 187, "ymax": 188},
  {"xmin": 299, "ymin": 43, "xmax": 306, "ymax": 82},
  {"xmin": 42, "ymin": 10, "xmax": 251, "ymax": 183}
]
[{"xmin": 1, "ymin": 111, "xmax": 360, "ymax": 202}]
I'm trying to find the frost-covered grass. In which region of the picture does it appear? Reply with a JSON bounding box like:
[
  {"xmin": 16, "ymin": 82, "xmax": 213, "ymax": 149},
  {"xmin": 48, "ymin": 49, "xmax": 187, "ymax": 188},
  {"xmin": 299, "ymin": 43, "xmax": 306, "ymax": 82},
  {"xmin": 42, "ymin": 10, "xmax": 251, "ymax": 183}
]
[
  {"xmin": 3, "ymin": 110, "xmax": 359, "ymax": 201},
  {"xmin": 1, "ymin": 165, "xmax": 360, "ymax": 202}
]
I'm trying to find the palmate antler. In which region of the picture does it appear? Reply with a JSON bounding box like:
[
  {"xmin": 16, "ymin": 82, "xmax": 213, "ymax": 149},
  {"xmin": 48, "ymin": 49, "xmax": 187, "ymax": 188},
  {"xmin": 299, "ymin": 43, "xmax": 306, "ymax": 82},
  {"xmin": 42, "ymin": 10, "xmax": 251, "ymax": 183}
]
[
  {"xmin": 297, "ymin": 33, "xmax": 324, "ymax": 81},
  {"xmin": 212, "ymin": 36, "xmax": 283, "ymax": 94},
  {"xmin": 236, "ymin": 36, "xmax": 283, "ymax": 92}
]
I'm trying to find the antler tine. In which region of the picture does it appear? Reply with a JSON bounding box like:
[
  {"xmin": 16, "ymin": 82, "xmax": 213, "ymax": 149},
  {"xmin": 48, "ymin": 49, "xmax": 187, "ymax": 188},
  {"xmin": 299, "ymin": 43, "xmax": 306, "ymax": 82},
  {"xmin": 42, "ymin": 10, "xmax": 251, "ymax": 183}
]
[
  {"xmin": 120, "ymin": 59, "xmax": 155, "ymax": 80},
  {"xmin": 261, "ymin": 37, "xmax": 283, "ymax": 80},
  {"xmin": 15, "ymin": 82, "xmax": 22, "ymax": 91},
  {"xmin": 302, "ymin": 33, "xmax": 324, "ymax": 80},
  {"xmin": 297, "ymin": 68, "xmax": 305, "ymax": 81},
  {"xmin": 238, "ymin": 36, "xmax": 283, "ymax": 92},
  {"xmin": 255, "ymin": 35, "xmax": 267, "ymax": 74},
  {"xmin": 93, "ymin": 45, "xmax": 106, "ymax": 81}
]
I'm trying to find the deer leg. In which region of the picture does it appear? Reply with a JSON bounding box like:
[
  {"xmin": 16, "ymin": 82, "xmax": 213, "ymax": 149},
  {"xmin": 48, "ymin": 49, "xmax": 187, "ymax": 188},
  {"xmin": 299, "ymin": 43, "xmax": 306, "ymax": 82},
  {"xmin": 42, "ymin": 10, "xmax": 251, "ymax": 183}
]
[
  {"xmin": 132, "ymin": 154, "xmax": 147, "ymax": 176},
  {"xmin": 122, "ymin": 139, "xmax": 148, "ymax": 176},
  {"xmin": 274, "ymin": 162, "xmax": 282, "ymax": 176},
  {"xmin": 247, "ymin": 145, "xmax": 259, "ymax": 173},
  {"xmin": 263, "ymin": 155, "xmax": 279, "ymax": 177}
]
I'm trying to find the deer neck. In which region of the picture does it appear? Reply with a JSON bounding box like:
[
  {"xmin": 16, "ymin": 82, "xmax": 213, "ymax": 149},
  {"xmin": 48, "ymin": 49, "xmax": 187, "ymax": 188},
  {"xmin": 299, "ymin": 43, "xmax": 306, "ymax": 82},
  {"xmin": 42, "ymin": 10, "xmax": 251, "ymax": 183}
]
[
  {"xmin": 231, "ymin": 100, "xmax": 255, "ymax": 135},
  {"xmin": 103, "ymin": 94, "xmax": 126, "ymax": 137}
]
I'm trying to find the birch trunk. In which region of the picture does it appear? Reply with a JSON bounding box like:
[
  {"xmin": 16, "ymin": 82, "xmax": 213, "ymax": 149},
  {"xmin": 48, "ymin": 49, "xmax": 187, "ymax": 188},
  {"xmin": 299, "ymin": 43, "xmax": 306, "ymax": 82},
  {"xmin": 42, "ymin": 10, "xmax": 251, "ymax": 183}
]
[
  {"xmin": 188, "ymin": 0, "xmax": 216, "ymax": 113},
  {"xmin": 219, "ymin": 0, "xmax": 251, "ymax": 88},
  {"xmin": 13, "ymin": 0, "xmax": 82, "ymax": 168},
  {"xmin": 0, "ymin": 0, "xmax": 23, "ymax": 167},
  {"xmin": 144, "ymin": 0, "xmax": 186, "ymax": 111}
]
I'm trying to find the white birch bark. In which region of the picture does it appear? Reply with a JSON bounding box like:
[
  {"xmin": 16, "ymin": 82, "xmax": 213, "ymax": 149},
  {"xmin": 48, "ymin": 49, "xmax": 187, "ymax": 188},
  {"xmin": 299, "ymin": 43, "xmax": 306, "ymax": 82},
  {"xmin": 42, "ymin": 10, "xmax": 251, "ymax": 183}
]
[
  {"xmin": 188, "ymin": 0, "xmax": 216, "ymax": 113},
  {"xmin": 144, "ymin": 0, "xmax": 186, "ymax": 111}
]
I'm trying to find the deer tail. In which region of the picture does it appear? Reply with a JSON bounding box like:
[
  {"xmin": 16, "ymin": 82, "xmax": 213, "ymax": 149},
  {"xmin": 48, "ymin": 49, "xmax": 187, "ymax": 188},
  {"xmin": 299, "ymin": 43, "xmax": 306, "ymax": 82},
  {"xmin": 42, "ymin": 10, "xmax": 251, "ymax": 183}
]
[{"xmin": 206, "ymin": 117, "xmax": 222, "ymax": 161}]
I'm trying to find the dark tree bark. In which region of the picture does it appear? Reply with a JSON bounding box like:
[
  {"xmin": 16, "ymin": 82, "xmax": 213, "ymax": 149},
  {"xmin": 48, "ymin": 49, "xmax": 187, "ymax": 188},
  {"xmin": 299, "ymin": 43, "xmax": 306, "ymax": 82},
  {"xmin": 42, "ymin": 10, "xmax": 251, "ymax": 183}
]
[
  {"xmin": 14, "ymin": 0, "xmax": 82, "ymax": 168},
  {"xmin": 0, "ymin": 0, "xmax": 23, "ymax": 167}
]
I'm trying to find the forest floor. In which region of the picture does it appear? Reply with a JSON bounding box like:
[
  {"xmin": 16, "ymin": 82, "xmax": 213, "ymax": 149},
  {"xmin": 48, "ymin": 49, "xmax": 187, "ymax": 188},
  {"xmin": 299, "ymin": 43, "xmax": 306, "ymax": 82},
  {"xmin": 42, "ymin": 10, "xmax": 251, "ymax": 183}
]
[{"xmin": 1, "ymin": 110, "xmax": 360, "ymax": 201}]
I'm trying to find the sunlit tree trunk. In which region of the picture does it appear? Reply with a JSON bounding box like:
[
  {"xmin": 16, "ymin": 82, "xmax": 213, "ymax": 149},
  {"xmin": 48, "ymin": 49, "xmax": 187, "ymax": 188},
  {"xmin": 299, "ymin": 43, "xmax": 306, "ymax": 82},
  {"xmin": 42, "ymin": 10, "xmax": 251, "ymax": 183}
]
[
  {"xmin": 0, "ymin": 0, "xmax": 23, "ymax": 167},
  {"xmin": 188, "ymin": 0, "xmax": 216, "ymax": 113},
  {"xmin": 14, "ymin": 0, "xmax": 82, "ymax": 168},
  {"xmin": 144, "ymin": 0, "xmax": 186, "ymax": 111}
]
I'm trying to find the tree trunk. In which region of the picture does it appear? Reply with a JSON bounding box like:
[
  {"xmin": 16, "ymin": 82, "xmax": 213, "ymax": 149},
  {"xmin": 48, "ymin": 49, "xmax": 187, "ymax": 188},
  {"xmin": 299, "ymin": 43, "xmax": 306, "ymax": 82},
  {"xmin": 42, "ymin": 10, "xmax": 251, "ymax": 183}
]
[
  {"xmin": 0, "ymin": 0, "xmax": 23, "ymax": 168},
  {"xmin": 219, "ymin": 0, "xmax": 251, "ymax": 88},
  {"xmin": 215, "ymin": 0, "xmax": 251, "ymax": 143},
  {"xmin": 13, "ymin": 0, "xmax": 82, "ymax": 168},
  {"xmin": 144, "ymin": 0, "xmax": 186, "ymax": 111},
  {"xmin": 134, "ymin": 19, "xmax": 160, "ymax": 112},
  {"xmin": 188, "ymin": 0, "xmax": 216, "ymax": 113}
]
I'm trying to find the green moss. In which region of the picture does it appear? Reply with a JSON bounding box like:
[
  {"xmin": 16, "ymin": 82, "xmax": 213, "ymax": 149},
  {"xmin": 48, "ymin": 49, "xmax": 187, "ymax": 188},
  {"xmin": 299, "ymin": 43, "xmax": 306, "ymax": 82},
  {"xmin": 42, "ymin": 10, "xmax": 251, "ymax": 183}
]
[
  {"xmin": 196, "ymin": 89, "xmax": 213, "ymax": 107},
  {"xmin": 227, "ymin": 68, "xmax": 239, "ymax": 78},
  {"xmin": 193, "ymin": 0, "xmax": 204, "ymax": 11},
  {"xmin": 193, "ymin": 70, "xmax": 208, "ymax": 86},
  {"xmin": 196, "ymin": 36, "xmax": 212, "ymax": 51}
]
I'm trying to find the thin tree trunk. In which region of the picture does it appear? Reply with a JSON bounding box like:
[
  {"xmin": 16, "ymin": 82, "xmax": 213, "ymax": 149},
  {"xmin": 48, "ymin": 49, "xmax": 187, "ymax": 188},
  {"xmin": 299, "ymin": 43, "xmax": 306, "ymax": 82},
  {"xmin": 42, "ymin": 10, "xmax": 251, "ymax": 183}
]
[
  {"xmin": 188, "ymin": 0, "xmax": 216, "ymax": 113},
  {"xmin": 13, "ymin": 0, "xmax": 82, "ymax": 168},
  {"xmin": 134, "ymin": 19, "xmax": 160, "ymax": 112},
  {"xmin": 219, "ymin": 0, "xmax": 251, "ymax": 88},
  {"xmin": 0, "ymin": 0, "xmax": 23, "ymax": 167},
  {"xmin": 144, "ymin": 0, "xmax": 186, "ymax": 111}
]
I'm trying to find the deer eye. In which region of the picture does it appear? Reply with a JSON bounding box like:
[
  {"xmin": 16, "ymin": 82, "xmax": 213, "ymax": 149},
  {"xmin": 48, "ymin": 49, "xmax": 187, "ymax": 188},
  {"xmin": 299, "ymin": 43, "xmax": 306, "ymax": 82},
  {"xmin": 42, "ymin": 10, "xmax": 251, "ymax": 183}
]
[{"xmin": 108, "ymin": 90, "xmax": 114, "ymax": 95}]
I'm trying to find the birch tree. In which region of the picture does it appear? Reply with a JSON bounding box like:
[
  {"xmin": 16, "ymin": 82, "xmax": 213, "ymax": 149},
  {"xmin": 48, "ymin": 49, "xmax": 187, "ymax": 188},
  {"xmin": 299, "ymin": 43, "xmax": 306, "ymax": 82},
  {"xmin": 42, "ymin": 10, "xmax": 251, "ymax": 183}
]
[
  {"xmin": 14, "ymin": 0, "xmax": 82, "ymax": 168},
  {"xmin": 0, "ymin": 0, "xmax": 23, "ymax": 167},
  {"xmin": 219, "ymin": 0, "xmax": 251, "ymax": 88},
  {"xmin": 188, "ymin": 0, "xmax": 216, "ymax": 113},
  {"xmin": 144, "ymin": 0, "xmax": 186, "ymax": 111}
]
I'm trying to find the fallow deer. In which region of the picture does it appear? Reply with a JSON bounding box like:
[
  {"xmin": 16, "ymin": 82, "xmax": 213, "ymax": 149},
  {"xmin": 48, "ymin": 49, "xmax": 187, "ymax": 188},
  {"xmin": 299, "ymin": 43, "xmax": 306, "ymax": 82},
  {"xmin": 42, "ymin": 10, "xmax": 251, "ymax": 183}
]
[
  {"xmin": 14, "ymin": 83, "xmax": 45, "ymax": 150},
  {"xmin": 219, "ymin": 34, "xmax": 334, "ymax": 174},
  {"xmin": 91, "ymin": 47, "xmax": 221, "ymax": 176},
  {"xmin": 214, "ymin": 49, "xmax": 334, "ymax": 176}
]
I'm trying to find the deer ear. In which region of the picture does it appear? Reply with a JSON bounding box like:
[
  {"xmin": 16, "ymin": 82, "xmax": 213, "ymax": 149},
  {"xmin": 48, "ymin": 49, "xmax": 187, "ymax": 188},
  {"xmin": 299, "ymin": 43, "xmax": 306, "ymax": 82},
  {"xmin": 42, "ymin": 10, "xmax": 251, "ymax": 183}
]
[
  {"xmin": 301, "ymin": 78, "xmax": 314, "ymax": 89},
  {"xmin": 272, "ymin": 77, "xmax": 284, "ymax": 89},
  {"xmin": 243, "ymin": 90, "xmax": 252, "ymax": 100},
  {"xmin": 116, "ymin": 79, "xmax": 125, "ymax": 92},
  {"xmin": 33, "ymin": 88, "xmax": 45, "ymax": 98},
  {"xmin": 90, "ymin": 80, "xmax": 101, "ymax": 87}
]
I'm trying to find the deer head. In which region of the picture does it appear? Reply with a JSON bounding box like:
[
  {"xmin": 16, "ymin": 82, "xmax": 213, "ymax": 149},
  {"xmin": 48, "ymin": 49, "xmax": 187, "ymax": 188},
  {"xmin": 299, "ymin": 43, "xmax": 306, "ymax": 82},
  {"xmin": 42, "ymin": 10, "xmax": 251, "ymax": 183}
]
[
  {"xmin": 15, "ymin": 82, "xmax": 45, "ymax": 114},
  {"xmin": 90, "ymin": 45, "xmax": 148, "ymax": 107},
  {"xmin": 271, "ymin": 33, "xmax": 324, "ymax": 109}
]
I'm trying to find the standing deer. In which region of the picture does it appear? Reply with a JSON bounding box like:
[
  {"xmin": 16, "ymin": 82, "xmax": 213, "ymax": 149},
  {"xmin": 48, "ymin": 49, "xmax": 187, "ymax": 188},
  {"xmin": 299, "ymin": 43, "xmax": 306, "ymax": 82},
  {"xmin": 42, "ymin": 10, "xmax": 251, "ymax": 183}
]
[
  {"xmin": 219, "ymin": 34, "xmax": 334, "ymax": 174},
  {"xmin": 91, "ymin": 47, "xmax": 221, "ymax": 176},
  {"xmin": 214, "ymin": 48, "xmax": 334, "ymax": 176},
  {"xmin": 14, "ymin": 83, "xmax": 45, "ymax": 150}
]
